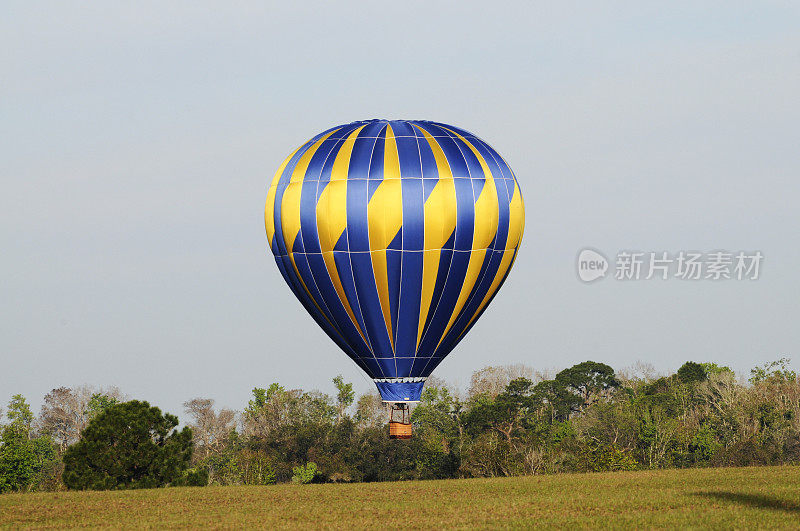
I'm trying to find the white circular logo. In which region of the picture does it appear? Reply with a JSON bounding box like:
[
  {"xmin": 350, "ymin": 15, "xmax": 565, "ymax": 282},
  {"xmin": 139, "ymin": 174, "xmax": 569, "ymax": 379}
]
[{"xmin": 577, "ymin": 248, "xmax": 608, "ymax": 282}]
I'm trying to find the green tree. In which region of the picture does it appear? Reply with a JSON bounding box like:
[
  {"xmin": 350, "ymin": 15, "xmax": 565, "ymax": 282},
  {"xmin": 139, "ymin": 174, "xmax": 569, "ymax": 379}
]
[
  {"xmin": 62, "ymin": 400, "xmax": 193, "ymax": 490},
  {"xmin": 533, "ymin": 379, "xmax": 583, "ymax": 422},
  {"xmin": 554, "ymin": 361, "xmax": 620, "ymax": 412},
  {"xmin": 0, "ymin": 395, "xmax": 57, "ymax": 493},
  {"xmin": 6, "ymin": 394, "xmax": 34, "ymax": 439},
  {"xmin": 700, "ymin": 362, "xmax": 733, "ymax": 377},
  {"xmin": 333, "ymin": 375, "xmax": 355, "ymax": 421},
  {"xmin": 677, "ymin": 362, "xmax": 707, "ymax": 384},
  {"xmin": 468, "ymin": 378, "xmax": 536, "ymax": 443},
  {"xmin": 749, "ymin": 357, "xmax": 797, "ymax": 385},
  {"xmin": 412, "ymin": 385, "xmax": 463, "ymax": 478},
  {"xmin": 413, "ymin": 385, "xmax": 463, "ymax": 441},
  {"xmin": 86, "ymin": 393, "xmax": 119, "ymax": 419},
  {"xmin": 242, "ymin": 384, "xmax": 335, "ymax": 440},
  {"xmin": 690, "ymin": 423, "xmax": 720, "ymax": 462}
]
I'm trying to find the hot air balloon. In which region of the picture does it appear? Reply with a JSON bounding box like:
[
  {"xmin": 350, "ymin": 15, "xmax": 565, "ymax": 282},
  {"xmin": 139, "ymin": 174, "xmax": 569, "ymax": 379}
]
[{"xmin": 265, "ymin": 119, "xmax": 524, "ymax": 438}]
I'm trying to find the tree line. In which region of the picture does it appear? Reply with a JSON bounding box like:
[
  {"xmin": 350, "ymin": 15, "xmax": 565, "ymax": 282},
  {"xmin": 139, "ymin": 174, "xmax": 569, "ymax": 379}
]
[{"xmin": 0, "ymin": 358, "xmax": 798, "ymax": 492}]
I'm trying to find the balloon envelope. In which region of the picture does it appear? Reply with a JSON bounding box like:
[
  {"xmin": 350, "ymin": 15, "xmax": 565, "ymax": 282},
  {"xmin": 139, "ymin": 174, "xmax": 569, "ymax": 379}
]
[{"xmin": 265, "ymin": 119, "xmax": 524, "ymax": 402}]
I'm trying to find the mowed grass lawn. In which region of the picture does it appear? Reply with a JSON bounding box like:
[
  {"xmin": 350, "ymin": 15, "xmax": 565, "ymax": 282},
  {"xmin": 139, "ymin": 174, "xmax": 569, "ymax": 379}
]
[{"xmin": 2, "ymin": 465, "xmax": 799, "ymax": 529}]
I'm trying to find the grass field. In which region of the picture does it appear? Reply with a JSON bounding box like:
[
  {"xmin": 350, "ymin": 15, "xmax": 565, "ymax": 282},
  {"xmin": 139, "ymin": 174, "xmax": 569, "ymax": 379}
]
[{"xmin": 1, "ymin": 465, "xmax": 799, "ymax": 529}]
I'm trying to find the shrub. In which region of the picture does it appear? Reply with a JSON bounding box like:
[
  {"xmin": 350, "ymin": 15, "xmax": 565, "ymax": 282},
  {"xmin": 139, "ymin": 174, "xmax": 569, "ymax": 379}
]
[
  {"xmin": 172, "ymin": 467, "xmax": 209, "ymax": 487},
  {"xmin": 291, "ymin": 462, "xmax": 319, "ymax": 484},
  {"xmin": 584, "ymin": 444, "xmax": 639, "ymax": 472},
  {"xmin": 690, "ymin": 424, "xmax": 721, "ymax": 463}
]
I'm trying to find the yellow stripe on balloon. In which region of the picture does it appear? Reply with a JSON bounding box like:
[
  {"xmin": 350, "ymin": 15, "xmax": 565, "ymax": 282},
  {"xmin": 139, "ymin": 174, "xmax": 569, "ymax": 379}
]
[
  {"xmin": 317, "ymin": 126, "xmax": 364, "ymax": 252},
  {"xmin": 433, "ymin": 131, "xmax": 500, "ymax": 353},
  {"xmin": 413, "ymin": 125, "xmax": 457, "ymax": 349},
  {"xmin": 265, "ymin": 145, "xmax": 302, "ymax": 249},
  {"xmin": 368, "ymin": 124, "xmax": 403, "ymax": 349},
  {"xmin": 506, "ymin": 180, "xmax": 525, "ymax": 250},
  {"xmin": 278, "ymin": 129, "xmax": 341, "ymax": 334},
  {"xmin": 317, "ymin": 126, "xmax": 369, "ymax": 347},
  {"xmin": 287, "ymin": 253, "xmax": 324, "ymax": 321},
  {"xmin": 458, "ymin": 177, "xmax": 526, "ymax": 337},
  {"xmin": 444, "ymin": 130, "xmax": 500, "ymax": 250},
  {"xmin": 498, "ymin": 155, "xmax": 525, "ymax": 249},
  {"xmin": 458, "ymin": 248, "xmax": 516, "ymax": 336},
  {"xmin": 281, "ymin": 129, "xmax": 339, "ymax": 254}
]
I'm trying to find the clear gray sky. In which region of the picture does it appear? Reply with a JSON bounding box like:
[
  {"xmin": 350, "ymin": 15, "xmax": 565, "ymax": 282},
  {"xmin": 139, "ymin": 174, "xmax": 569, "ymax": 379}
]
[{"xmin": 2, "ymin": 2, "xmax": 799, "ymax": 416}]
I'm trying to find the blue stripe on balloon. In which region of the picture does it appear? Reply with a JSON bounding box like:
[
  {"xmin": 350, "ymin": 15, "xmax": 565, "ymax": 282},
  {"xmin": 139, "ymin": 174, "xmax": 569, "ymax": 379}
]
[
  {"xmin": 420, "ymin": 231, "xmax": 454, "ymax": 341},
  {"xmin": 299, "ymin": 129, "xmax": 356, "ymax": 255},
  {"xmin": 435, "ymin": 248, "xmax": 499, "ymax": 357},
  {"xmin": 409, "ymin": 357, "xmax": 432, "ymax": 378},
  {"xmin": 274, "ymin": 255, "xmax": 366, "ymax": 372},
  {"xmin": 386, "ymin": 224, "xmax": 403, "ymax": 251},
  {"xmin": 394, "ymin": 357, "xmax": 415, "ymax": 376},
  {"xmin": 346, "ymin": 164, "xmax": 371, "ymax": 253},
  {"xmin": 333, "ymin": 250, "xmax": 373, "ymax": 354},
  {"xmin": 416, "ymin": 122, "xmax": 469, "ymax": 179},
  {"xmin": 440, "ymin": 247, "xmax": 520, "ymax": 365},
  {"xmin": 292, "ymin": 253, "xmax": 338, "ymax": 332},
  {"xmin": 451, "ymin": 169, "xmax": 476, "ymax": 253},
  {"xmin": 361, "ymin": 357, "xmax": 382, "ymax": 377},
  {"xmin": 272, "ymin": 182, "xmax": 290, "ymax": 257},
  {"xmin": 300, "ymin": 178, "xmax": 322, "ymax": 254},
  {"xmin": 305, "ymin": 252, "xmax": 373, "ymax": 356},
  {"xmin": 349, "ymin": 252, "xmax": 393, "ymax": 360},
  {"xmin": 442, "ymin": 128, "xmax": 486, "ymax": 197},
  {"xmin": 375, "ymin": 356, "xmax": 397, "ymax": 378},
  {"xmin": 418, "ymin": 356, "xmax": 447, "ymax": 377},
  {"xmin": 395, "ymin": 174, "xmax": 424, "ymax": 358},
  {"xmin": 400, "ymin": 170, "xmax": 424, "ymax": 252},
  {"xmin": 429, "ymin": 121, "xmax": 480, "ymax": 142},
  {"xmin": 305, "ymin": 123, "xmax": 361, "ymax": 183},
  {"xmin": 421, "ymin": 178, "xmax": 439, "ymax": 204},
  {"xmin": 467, "ymin": 138, "xmax": 511, "ymax": 250},
  {"xmin": 444, "ymin": 248, "xmax": 519, "ymax": 356},
  {"xmin": 334, "ymin": 229, "xmax": 348, "ymax": 252},
  {"xmin": 292, "ymin": 232, "xmax": 304, "ymax": 253},
  {"xmin": 395, "ymin": 249, "xmax": 423, "ymax": 357},
  {"xmin": 387, "ymin": 249, "xmax": 402, "ymax": 349},
  {"xmin": 394, "ymin": 123, "xmax": 422, "ymax": 179},
  {"xmin": 414, "ymin": 126, "xmax": 441, "ymax": 201},
  {"xmin": 348, "ymin": 137, "xmax": 378, "ymax": 186},
  {"xmin": 276, "ymin": 128, "xmax": 336, "ymax": 188},
  {"xmin": 472, "ymin": 136, "xmax": 521, "ymax": 198},
  {"xmin": 414, "ymin": 168, "xmax": 476, "ymax": 360},
  {"xmin": 416, "ymin": 248, "xmax": 471, "ymax": 357},
  {"xmin": 387, "ymin": 119, "xmax": 416, "ymax": 138},
  {"xmin": 367, "ymin": 125, "xmax": 386, "ymax": 200}
]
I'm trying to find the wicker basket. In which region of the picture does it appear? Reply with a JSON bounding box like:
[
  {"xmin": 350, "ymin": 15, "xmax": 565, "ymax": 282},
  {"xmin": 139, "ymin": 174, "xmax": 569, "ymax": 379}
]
[{"xmin": 389, "ymin": 421, "xmax": 412, "ymax": 439}]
